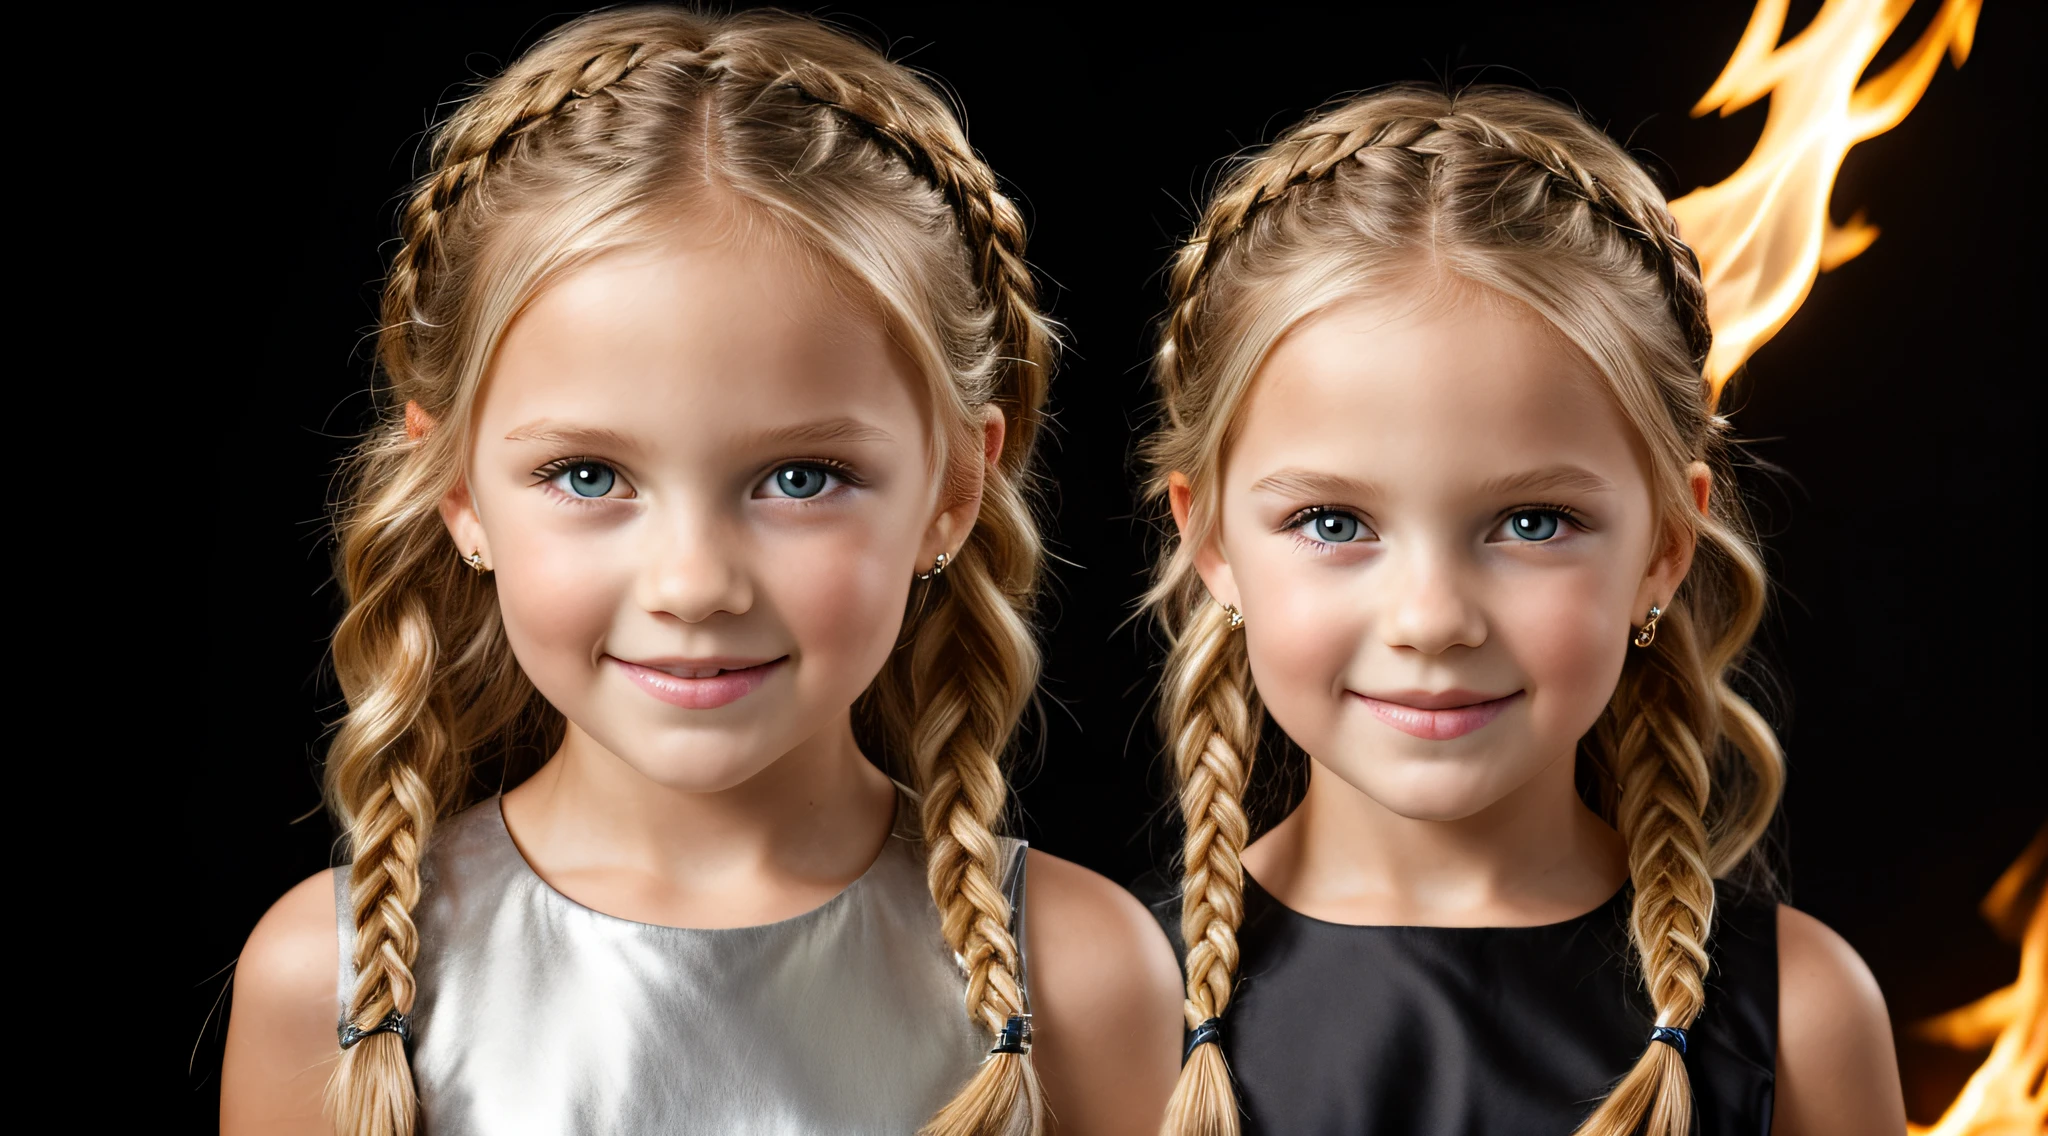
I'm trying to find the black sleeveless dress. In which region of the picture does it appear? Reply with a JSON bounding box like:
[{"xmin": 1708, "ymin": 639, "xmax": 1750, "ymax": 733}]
[{"xmin": 1146, "ymin": 876, "xmax": 1777, "ymax": 1135}]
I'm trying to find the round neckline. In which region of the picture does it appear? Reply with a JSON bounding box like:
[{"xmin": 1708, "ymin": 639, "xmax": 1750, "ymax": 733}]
[
  {"xmin": 1243, "ymin": 869, "xmax": 1630, "ymax": 933},
  {"xmin": 486, "ymin": 793, "xmax": 913, "ymax": 935}
]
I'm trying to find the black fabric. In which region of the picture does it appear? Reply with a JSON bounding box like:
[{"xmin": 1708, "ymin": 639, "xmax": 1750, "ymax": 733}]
[{"xmin": 1141, "ymin": 874, "xmax": 1777, "ymax": 1135}]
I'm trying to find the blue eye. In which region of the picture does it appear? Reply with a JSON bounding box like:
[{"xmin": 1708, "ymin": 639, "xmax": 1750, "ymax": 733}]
[
  {"xmin": 1301, "ymin": 511, "xmax": 1366, "ymax": 544},
  {"xmin": 763, "ymin": 464, "xmax": 836, "ymax": 500},
  {"xmin": 558, "ymin": 461, "xmax": 617, "ymax": 498},
  {"xmin": 1505, "ymin": 511, "xmax": 1562, "ymax": 541}
]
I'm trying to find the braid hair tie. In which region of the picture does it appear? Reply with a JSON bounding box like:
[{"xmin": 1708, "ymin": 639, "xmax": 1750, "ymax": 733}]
[
  {"xmin": 1648, "ymin": 1024, "xmax": 1689, "ymax": 1056},
  {"xmin": 338, "ymin": 1010, "xmax": 413, "ymax": 1050},
  {"xmin": 1183, "ymin": 1017, "xmax": 1223, "ymax": 1064},
  {"xmin": 989, "ymin": 1012, "xmax": 1033, "ymax": 1055}
]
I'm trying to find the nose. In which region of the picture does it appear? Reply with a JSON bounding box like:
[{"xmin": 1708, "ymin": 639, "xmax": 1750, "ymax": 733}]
[
  {"xmin": 1378, "ymin": 545, "xmax": 1487, "ymax": 655},
  {"xmin": 635, "ymin": 504, "xmax": 754, "ymax": 624}
]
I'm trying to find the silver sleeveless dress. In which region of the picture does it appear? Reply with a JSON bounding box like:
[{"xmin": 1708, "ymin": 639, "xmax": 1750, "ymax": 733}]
[{"xmin": 334, "ymin": 796, "xmax": 1028, "ymax": 1135}]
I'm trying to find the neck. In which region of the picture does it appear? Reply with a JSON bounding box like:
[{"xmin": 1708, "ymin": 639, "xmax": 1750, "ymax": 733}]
[
  {"xmin": 1245, "ymin": 749, "xmax": 1627, "ymax": 927},
  {"xmin": 500, "ymin": 711, "xmax": 900, "ymax": 928}
]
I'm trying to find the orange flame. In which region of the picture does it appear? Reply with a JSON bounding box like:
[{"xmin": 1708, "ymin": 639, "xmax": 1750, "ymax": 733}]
[
  {"xmin": 1668, "ymin": 0, "xmax": 1981, "ymax": 403},
  {"xmin": 1908, "ymin": 828, "xmax": 2047, "ymax": 1135}
]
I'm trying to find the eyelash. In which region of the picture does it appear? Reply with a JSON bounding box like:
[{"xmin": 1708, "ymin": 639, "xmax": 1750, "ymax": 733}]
[
  {"xmin": 1283, "ymin": 505, "xmax": 1350, "ymax": 530},
  {"xmin": 1509, "ymin": 503, "xmax": 1584, "ymax": 526},
  {"xmin": 777, "ymin": 458, "xmax": 863, "ymax": 488},
  {"xmin": 532, "ymin": 456, "xmax": 628, "ymax": 504},
  {"xmin": 1281, "ymin": 506, "xmax": 1372, "ymax": 553}
]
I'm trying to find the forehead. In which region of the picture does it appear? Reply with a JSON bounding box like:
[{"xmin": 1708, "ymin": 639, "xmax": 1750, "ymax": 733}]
[
  {"xmin": 1231, "ymin": 288, "xmax": 1645, "ymax": 493},
  {"xmin": 476, "ymin": 231, "xmax": 924, "ymax": 445}
]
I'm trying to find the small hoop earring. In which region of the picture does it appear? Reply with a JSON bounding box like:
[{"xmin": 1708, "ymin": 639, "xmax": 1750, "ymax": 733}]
[
  {"xmin": 1632, "ymin": 604, "xmax": 1662, "ymax": 648},
  {"xmin": 465, "ymin": 550, "xmax": 487, "ymax": 575},
  {"xmin": 1224, "ymin": 604, "xmax": 1244, "ymax": 631},
  {"xmin": 915, "ymin": 551, "xmax": 950, "ymax": 582}
]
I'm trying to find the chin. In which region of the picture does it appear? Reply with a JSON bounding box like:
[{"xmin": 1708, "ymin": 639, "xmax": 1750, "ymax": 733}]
[
  {"xmin": 623, "ymin": 745, "xmax": 783, "ymax": 794},
  {"xmin": 1329, "ymin": 752, "xmax": 1530, "ymax": 824},
  {"xmin": 599, "ymin": 718, "xmax": 807, "ymax": 794}
]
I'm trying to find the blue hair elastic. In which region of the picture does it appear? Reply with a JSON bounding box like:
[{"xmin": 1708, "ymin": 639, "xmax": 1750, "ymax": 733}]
[
  {"xmin": 1184, "ymin": 1017, "xmax": 1223, "ymax": 1064},
  {"xmin": 338, "ymin": 1011, "xmax": 413, "ymax": 1050},
  {"xmin": 990, "ymin": 1013, "xmax": 1033, "ymax": 1055},
  {"xmin": 1648, "ymin": 1025, "xmax": 1689, "ymax": 1056}
]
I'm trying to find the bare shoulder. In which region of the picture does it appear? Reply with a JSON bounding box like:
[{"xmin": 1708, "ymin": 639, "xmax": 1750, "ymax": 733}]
[
  {"xmin": 1772, "ymin": 904, "xmax": 1906, "ymax": 1136},
  {"xmin": 220, "ymin": 869, "xmax": 343, "ymax": 1136},
  {"xmin": 1023, "ymin": 849, "xmax": 1182, "ymax": 1136}
]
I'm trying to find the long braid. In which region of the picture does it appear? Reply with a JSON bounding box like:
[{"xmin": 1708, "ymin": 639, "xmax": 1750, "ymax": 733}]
[
  {"xmin": 1145, "ymin": 85, "xmax": 1784, "ymax": 1136},
  {"xmin": 1156, "ymin": 601, "xmax": 1259, "ymax": 1136},
  {"xmin": 324, "ymin": 587, "xmax": 440, "ymax": 1135},
  {"xmin": 1582, "ymin": 630, "xmax": 1719, "ymax": 1134},
  {"xmin": 909, "ymin": 537, "xmax": 1047, "ymax": 1136}
]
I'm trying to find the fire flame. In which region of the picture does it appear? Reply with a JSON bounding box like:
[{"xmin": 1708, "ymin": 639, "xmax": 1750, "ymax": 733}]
[
  {"xmin": 1668, "ymin": 0, "xmax": 1981, "ymax": 404},
  {"xmin": 1908, "ymin": 828, "xmax": 2047, "ymax": 1135}
]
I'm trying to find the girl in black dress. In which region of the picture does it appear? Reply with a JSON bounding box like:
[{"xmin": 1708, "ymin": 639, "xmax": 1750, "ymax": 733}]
[{"xmin": 1141, "ymin": 85, "xmax": 1903, "ymax": 1135}]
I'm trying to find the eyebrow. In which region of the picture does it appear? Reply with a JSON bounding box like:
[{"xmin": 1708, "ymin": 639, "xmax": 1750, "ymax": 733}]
[
  {"xmin": 742, "ymin": 417, "xmax": 897, "ymax": 448},
  {"xmin": 1479, "ymin": 465, "xmax": 1615, "ymax": 498},
  {"xmin": 1248, "ymin": 468, "xmax": 1384, "ymax": 500},
  {"xmin": 502, "ymin": 420, "xmax": 640, "ymax": 452}
]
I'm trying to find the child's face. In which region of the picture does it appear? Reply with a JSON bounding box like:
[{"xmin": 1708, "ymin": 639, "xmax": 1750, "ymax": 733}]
[
  {"xmin": 446, "ymin": 232, "xmax": 963, "ymax": 792},
  {"xmin": 1187, "ymin": 290, "xmax": 1693, "ymax": 822}
]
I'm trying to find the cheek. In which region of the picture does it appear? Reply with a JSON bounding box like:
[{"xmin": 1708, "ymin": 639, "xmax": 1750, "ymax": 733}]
[
  {"xmin": 486, "ymin": 513, "xmax": 629, "ymax": 683},
  {"xmin": 771, "ymin": 522, "xmax": 911, "ymax": 676},
  {"xmin": 1501, "ymin": 566, "xmax": 1635, "ymax": 742},
  {"xmin": 1235, "ymin": 541, "xmax": 1360, "ymax": 747}
]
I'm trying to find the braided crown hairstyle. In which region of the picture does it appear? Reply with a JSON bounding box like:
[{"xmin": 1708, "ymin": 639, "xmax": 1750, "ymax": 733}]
[
  {"xmin": 1142, "ymin": 85, "xmax": 1784, "ymax": 1136},
  {"xmin": 325, "ymin": 8, "xmax": 1054, "ymax": 1135}
]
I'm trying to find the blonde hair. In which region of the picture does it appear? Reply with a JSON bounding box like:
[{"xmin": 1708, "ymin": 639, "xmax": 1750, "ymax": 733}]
[
  {"xmin": 323, "ymin": 8, "xmax": 1054, "ymax": 1135},
  {"xmin": 1142, "ymin": 85, "xmax": 1785, "ymax": 1136}
]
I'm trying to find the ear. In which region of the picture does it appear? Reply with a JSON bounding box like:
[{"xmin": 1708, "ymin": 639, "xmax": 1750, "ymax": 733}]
[
  {"xmin": 1636, "ymin": 461, "xmax": 1711, "ymax": 616},
  {"xmin": 439, "ymin": 478, "xmax": 490, "ymax": 571},
  {"xmin": 1167, "ymin": 471, "xmax": 1241, "ymax": 612},
  {"xmin": 405, "ymin": 399, "xmax": 436, "ymax": 441},
  {"xmin": 921, "ymin": 405, "xmax": 1006, "ymax": 566}
]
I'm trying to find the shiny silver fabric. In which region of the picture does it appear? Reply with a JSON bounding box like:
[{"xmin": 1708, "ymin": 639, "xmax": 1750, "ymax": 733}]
[{"xmin": 335, "ymin": 797, "xmax": 1027, "ymax": 1135}]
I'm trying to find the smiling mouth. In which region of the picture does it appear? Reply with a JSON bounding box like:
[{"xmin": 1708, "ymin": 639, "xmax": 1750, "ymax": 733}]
[
  {"xmin": 1353, "ymin": 690, "xmax": 1524, "ymax": 741},
  {"xmin": 611, "ymin": 656, "xmax": 788, "ymax": 710}
]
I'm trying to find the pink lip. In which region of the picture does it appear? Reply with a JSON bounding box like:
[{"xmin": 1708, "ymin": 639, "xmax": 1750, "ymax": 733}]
[
  {"xmin": 1353, "ymin": 689, "xmax": 1523, "ymax": 741},
  {"xmin": 612, "ymin": 656, "xmax": 787, "ymax": 710}
]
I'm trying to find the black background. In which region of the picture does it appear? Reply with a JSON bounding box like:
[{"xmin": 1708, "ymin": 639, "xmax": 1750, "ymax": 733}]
[{"xmin": 193, "ymin": 1, "xmax": 2044, "ymax": 1128}]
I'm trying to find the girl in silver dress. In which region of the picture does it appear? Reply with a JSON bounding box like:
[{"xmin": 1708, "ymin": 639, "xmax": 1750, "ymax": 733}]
[{"xmin": 221, "ymin": 8, "xmax": 1181, "ymax": 1134}]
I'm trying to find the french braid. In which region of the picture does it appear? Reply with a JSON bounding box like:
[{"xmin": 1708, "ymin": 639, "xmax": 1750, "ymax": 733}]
[
  {"xmin": 326, "ymin": 8, "xmax": 1052, "ymax": 1135},
  {"xmin": 1144, "ymin": 85, "xmax": 1782, "ymax": 1136},
  {"xmin": 379, "ymin": 38, "xmax": 670, "ymax": 391}
]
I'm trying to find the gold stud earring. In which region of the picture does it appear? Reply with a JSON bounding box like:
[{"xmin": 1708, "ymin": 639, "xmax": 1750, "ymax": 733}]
[
  {"xmin": 915, "ymin": 551, "xmax": 950, "ymax": 582},
  {"xmin": 465, "ymin": 550, "xmax": 487, "ymax": 575},
  {"xmin": 1224, "ymin": 604, "xmax": 1244, "ymax": 631},
  {"xmin": 1632, "ymin": 604, "xmax": 1662, "ymax": 648}
]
